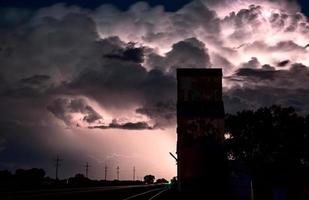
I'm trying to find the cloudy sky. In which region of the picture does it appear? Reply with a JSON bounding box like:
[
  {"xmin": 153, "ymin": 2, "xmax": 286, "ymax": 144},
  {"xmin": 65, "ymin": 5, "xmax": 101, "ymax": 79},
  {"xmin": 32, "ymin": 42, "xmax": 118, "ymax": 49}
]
[{"xmin": 0, "ymin": 0, "xmax": 309, "ymax": 180}]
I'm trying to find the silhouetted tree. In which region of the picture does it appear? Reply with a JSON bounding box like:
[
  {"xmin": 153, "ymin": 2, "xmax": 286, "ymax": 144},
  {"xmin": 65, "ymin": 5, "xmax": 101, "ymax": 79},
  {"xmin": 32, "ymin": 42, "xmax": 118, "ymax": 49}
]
[
  {"xmin": 225, "ymin": 105, "xmax": 309, "ymax": 200},
  {"xmin": 15, "ymin": 168, "xmax": 45, "ymax": 187},
  {"xmin": 156, "ymin": 178, "xmax": 168, "ymax": 184},
  {"xmin": 144, "ymin": 175, "xmax": 155, "ymax": 184},
  {"xmin": 170, "ymin": 177, "xmax": 177, "ymax": 189},
  {"xmin": 68, "ymin": 173, "xmax": 91, "ymax": 186},
  {"xmin": 0, "ymin": 170, "xmax": 12, "ymax": 188},
  {"xmin": 0, "ymin": 170, "xmax": 12, "ymax": 180}
]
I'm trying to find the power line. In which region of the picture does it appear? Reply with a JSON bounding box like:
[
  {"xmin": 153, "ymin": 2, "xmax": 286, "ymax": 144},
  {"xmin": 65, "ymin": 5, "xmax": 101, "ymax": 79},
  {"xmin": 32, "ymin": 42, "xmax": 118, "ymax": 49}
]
[
  {"xmin": 116, "ymin": 166, "xmax": 120, "ymax": 180},
  {"xmin": 85, "ymin": 162, "xmax": 91, "ymax": 178},
  {"xmin": 133, "ymin": 166, "xmax": 136, "ymax": 181},
  {"xmin": 104, "ymin": 165, "xmax": 108, "ymax": 180},
  {"xmin": 54, "ymin": 155, "xmax": 62, "ymax": 180}
]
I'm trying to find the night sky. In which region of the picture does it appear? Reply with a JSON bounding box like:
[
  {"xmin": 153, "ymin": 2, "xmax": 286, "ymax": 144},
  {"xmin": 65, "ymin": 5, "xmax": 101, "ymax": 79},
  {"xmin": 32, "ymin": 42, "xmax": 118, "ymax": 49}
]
[
  {"xmin": 0, "ymin": 0, "xmax": 309, "ymax": 180},
  {"xmin": 1, "ymin": 0, "xmax": 308, "ymax": 14}
]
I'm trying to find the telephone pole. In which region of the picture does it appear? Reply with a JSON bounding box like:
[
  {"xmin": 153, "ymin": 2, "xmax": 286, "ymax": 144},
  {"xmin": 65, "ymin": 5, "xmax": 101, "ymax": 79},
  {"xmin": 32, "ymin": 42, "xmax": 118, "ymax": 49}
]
[
  {"xmin": 85, "ymin": 162, "xmax": 90, "ymax": 178},
  {"xmin": 116, "ymin": 166, "xmax": 119, "ymax": 180},
  {"xmin": 133, "ymin": 166, "xmax": 136, "ymax": 181},
  {"xmin": 104, "ymin": 165, "xmax": 108, "ymax": 180},
  {"xmin": 54, "ymin": 155, "xmax": 62, "ymax": 180}
]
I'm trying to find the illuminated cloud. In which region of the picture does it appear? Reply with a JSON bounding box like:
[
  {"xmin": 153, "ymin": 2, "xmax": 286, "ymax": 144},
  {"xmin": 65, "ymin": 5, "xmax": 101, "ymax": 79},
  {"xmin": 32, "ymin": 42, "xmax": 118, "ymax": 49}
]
[
  {"xmin": 47, "ymin": 98, "xmax": 102, "ymax": 126},
  {"xmin": 1, "ymin": 0, "xmax": 309, "ymax": 128}
]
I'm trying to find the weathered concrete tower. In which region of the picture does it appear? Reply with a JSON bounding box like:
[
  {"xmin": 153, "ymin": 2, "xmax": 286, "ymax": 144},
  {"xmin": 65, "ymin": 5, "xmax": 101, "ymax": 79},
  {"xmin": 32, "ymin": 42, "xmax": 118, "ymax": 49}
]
[{"xmin": 177, "ymin": 68, "xmax": 227, "ymax": 196}]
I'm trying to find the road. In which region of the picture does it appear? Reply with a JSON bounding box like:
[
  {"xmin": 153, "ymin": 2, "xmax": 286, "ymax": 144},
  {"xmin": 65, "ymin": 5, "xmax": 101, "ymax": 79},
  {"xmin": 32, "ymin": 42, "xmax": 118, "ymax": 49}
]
[{"xmin": 1, "ymin": 184, "xmax": 170, "ymax": 200}]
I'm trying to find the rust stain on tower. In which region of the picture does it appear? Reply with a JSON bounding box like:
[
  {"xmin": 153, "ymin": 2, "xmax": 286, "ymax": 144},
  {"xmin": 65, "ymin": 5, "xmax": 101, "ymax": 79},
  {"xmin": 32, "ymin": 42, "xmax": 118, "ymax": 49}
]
[{"xmin": 177, "ymin": 68, "xmax": 227, "ymax": 196}]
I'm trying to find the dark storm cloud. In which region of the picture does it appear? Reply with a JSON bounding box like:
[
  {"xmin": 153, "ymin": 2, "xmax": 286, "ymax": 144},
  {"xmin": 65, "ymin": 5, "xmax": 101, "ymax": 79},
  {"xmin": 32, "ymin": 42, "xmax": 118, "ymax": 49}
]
[
  {"xmin": 67, "ymin": 55, "xmax": 176, "ymax": 110},
  {"xmin": 235, "ymin": 63, "xmax": 309, "ymax": 87},
  {"xmin": 240, "ymin": 57, "xmax": 261, "ymax": 68},
  {"xmin": 165, "ymin": 38, "xmax": 211, "ymax": 71},
  {"xmin": 146, "ymin": 37, "xmax": 211, "ymax": 74},
  {"xmin": 210, "ymin": 53, "xmax": 235, "ymax": 70},
  {"xmin": 0, "ymin": 7, "xmax": 34, "ymax": 28},
  {"xmin": 269, "ymin": 12, "xmax": 284, "ymax": 22},
  {"xmin": 20, "ymin": 75, "xmax": 51, "ymax": 85},
  {"xmin": 136, "ymin": 101, "xmax": 176, "ymax": 127},
  {"xmin": 0, "ymin": 0, "xmax": 308, "ymax": 132},
  {"xmin": 225, "ymin": 63, "xmax": 309, "ymax": 113},
  {"xmin": 58, "ymin": 35, "xmax": 181, "ymax": 125},
  {"xmin": 66, "ymin": 58, "xmax": 177, "ymax": 126},
  {"xmin": 233, "ymin": 68, "xmax": 276, "ymax": 80},
  {"xmin": 4, "ymin": 4, "xmax": 181, "ymax": 125},
  {"xmin": 105, "ymin": 42, "xmax": 145, "ymax": 63},
  {"xmin": 1, "ymin": 74, "xmax": 52, "ymax": 98},
  {"xmin": 47, "ymin": 98, "xmax": 102, "ymax": 126},
  {"xmin": 0, "ymin": 12, "xmax": 111, "ymax": 88},
  {"xmin": 234, "ymin": 5, "xmax": 262, "ymax": 26},
  {"xmin": 272, "ymin": 40, "xmax": 306, "ymax": 52},
  {"xmin": 89, "ymin": 119, "xmax": 153, "ymax": 130},
  {"xmin": 224, "ymin": 86, "xmax": 309, "ymax": 114},
  {"xmin": 277, "ymin": 60, "xmax": 290, "ymax": 67},
  {"xmin": 284, "ymin": 12, "xmax": 306, "ymax": 32},
  {"xmin": 111, "ymin": 121, "xmax": 152, "ymax": 130}
]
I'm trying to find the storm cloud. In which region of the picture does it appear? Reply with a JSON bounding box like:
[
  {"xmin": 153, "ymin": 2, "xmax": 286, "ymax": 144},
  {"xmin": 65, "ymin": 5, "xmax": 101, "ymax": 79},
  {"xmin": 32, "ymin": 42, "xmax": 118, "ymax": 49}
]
[
  {"xmin": 0, "ymin": 0, "xmax": 309, "ymax": 129},
  {"xmin": 89, "ymin": 119, "xmax": 153, "ymax": 130},
  {"xmin": 47, "ymin": 98, "xmax": 102, "ymax": 126}
]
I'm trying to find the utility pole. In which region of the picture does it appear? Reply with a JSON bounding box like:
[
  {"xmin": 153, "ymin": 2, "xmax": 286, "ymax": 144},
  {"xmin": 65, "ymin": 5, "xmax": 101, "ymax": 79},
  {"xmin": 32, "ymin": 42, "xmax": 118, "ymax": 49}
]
[
  {"xmin": 116, "ymin": 166, "xmax": 119, "ymax": 180},
  {"xmin": 104, "ymin": 165, "xmax": 108, "ymax": 180},
  {"xmin": 85, "ymin": 162, "xmax": 90, "ymax": 178},
  {"xmin": 133, "ymin": 166, "xmax": 136, "ymax": 181},
  {"xmin": 54, "ymin": 155, "xmax": 62, "ymax": 180}
]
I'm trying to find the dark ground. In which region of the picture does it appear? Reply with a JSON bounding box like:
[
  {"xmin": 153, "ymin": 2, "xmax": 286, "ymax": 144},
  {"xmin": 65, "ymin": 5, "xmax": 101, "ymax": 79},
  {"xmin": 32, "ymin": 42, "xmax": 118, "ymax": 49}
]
[{"xmin": 1, "ymin": 184, "xmax": 172, "ymax": 200}]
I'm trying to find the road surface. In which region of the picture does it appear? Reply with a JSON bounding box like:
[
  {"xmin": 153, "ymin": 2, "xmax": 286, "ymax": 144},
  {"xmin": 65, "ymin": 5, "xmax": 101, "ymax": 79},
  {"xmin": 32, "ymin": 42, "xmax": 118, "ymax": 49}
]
[{"xmin": 1, "ymin": 184, "xmax": 170, "ymax": 200}]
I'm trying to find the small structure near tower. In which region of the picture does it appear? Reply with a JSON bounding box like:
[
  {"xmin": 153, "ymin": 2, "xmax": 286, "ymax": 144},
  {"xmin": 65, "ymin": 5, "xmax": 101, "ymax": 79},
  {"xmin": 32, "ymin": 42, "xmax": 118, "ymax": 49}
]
[{"xmin": 177, "ymin": 68, "xmax": 228, "ymax": 197}]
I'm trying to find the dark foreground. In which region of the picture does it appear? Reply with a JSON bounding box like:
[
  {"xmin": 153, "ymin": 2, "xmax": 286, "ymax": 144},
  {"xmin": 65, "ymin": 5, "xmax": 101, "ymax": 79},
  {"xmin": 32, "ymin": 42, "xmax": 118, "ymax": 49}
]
[{"xmin": 0, "ymin": 184, "xmax": 180, "ymax": 200}]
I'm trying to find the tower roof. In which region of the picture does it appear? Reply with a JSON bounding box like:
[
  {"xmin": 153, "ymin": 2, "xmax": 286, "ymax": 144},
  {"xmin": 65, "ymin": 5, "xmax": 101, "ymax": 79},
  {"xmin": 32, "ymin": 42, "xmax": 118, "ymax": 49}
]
[{"xmin": 177, "ymin": 68, "xmax": 222, "ymax": 77}]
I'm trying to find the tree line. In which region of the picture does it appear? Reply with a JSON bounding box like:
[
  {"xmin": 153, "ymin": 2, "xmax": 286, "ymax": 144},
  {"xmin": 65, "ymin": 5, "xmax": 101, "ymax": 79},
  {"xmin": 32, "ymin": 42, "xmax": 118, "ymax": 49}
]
[
  {"xmin": 225, "ymin": 105, "xmax": 309, "ymax": 199},
  {"xmin": 0, "ymin": 168, "xmax": 168, "ymax": 191}
]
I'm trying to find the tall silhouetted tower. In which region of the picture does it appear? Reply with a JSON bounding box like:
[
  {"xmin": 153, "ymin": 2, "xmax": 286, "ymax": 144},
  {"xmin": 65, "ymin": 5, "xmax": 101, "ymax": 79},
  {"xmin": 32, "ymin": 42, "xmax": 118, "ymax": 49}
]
[{"xmin": 177, "ymin": 68, "xmax": 227, "ymax": 197}]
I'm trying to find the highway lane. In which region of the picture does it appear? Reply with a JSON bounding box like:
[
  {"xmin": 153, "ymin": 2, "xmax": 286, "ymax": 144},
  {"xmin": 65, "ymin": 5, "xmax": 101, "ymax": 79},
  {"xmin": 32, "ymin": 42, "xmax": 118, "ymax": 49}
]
[
  {"xmin": 122, "ymin": 187, "xmax": 169, "ymax": 200},
  {"xmin": 1, "ymin": 184, "xmax": 169, "ymax": 200}
]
